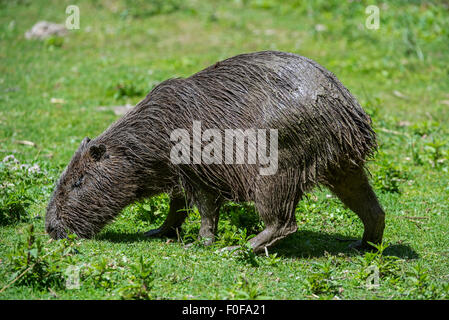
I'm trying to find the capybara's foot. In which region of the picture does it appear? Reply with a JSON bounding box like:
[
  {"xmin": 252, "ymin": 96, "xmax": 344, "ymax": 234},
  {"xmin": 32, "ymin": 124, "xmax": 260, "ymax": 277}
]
[
  {"xmin": 221, "ymin": 245, "xmax": 239, "ymax": 253},
  {"xmin": 348, "ymin": 240, "xmax": 377, "ymax": 251},
  {"xmin": 183, "ymin": 237, "xmax": 215, "ymax": 249},
  {"xmin": 201, "ymin": 237, "xmax": 215, "ymax": 246},
  {"xmin": 184, "ymin": 242, "xmax": 194, "ymax": 249},
  {"xmin": 327, "ymin": 167, "xmax": 386, "ymax": 254}
]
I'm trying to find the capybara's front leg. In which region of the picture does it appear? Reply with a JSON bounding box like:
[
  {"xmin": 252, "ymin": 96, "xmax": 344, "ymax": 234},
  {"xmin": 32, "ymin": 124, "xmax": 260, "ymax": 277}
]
[
  {"xmin": 144, "ymin": 195, "xmax": 188, "ymax": 238},
  {"xmin": 191, "ymin": 188, "xmax": 222, "ymax": 246}
]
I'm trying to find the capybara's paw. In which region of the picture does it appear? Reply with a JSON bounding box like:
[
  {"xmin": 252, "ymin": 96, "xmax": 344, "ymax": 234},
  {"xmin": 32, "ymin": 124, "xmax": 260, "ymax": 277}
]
[
  {"xmin": 202, "ymin": 237, "xmax": 215, "ymax": 247},
  {"xmin": 348, "ymin": 240, "xmax": 377, "ymax": 252},
  {"xmin": 183, "ymin": 238, "xmax": 216, "ymax": 250},
  {"xmin": 183, "ymin": 243, "xmax": 194, "ymax": 249},
  {"xmin": 220, "ymin": 245, "xmax": 239, "ymax": 253}
]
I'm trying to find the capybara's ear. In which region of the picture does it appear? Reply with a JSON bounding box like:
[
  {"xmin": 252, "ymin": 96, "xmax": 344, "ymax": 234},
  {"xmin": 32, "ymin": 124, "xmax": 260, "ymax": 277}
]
[
  {"xmin": 80, "ymin": 137, "xmax": 91, "ymax": 149},
  {"xmin": 89, "ymin": 144, "xmax": 106, "ymax": 161}
]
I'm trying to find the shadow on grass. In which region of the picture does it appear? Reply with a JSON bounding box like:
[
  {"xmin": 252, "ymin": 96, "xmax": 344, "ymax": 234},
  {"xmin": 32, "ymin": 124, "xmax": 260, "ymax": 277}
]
[
  {"xmin": 274, "ymin": 230, "xmax": 419, "ymax": 260},
  {"xmin": 95, "ymin": 230, "xmax": 150, "ymax": 243},
  {"xmin": 96, "ymin": 228, "xmax": 418, "ymax": 260}
]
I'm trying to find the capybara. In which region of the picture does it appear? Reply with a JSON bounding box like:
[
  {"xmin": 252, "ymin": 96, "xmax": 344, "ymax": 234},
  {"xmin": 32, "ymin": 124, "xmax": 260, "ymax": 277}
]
[{"xmin": 45, "ymin": 51, "xmax": 385, "ymax": 253}]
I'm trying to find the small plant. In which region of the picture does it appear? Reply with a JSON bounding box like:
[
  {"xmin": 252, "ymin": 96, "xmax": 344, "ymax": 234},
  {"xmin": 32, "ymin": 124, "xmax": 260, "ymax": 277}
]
[
  {"xmin": 44, "ymin": 36, "xmax": 64, "ymax": 48},
  {"xmin": 107, "ymin": 81, "xmax": 144, "ymax": 100},
  {"xmin": 402, "ymin": 21, "xmax": 424, "ymax": 60},
  {"xmin": 355, "ymin": 242, "xmax": 401, "ymax": 288},
  {"xmin": 304, "ymin": 261, "xmax": 337, "ymax": 296},
  {"xmin": 180, "ymin": 208, "xmax": 201, "ymax": 244},
  {"xmin": 222, "ymin": 275, "xmax": 269, "ymax": 300},
  {"xmin": 362, "ymin": 95, "xmax": 382, "ymax": 122},
  {"xmin": 233, "ymin": 229, "xmax": 259, "ymax": 267},
  {"xmin": 220, "ymin": 202, "xmax": 263, "ymax": 235},
  {"xmin": 410, "ymin": 121, "xmax": 440, "ymax": 137},
  {"xmin": 119, "ymin": 256, "xmax": 155, "ymax": 300},
  {"xmin": 0, "ymin": 161, "xmax": 33, "ymax": 225},
  {"xmin": 409, "ymin": 137, "xmax": 424, "ymax": 166},
  {"xmin": 265, "ymin": 252, "xmax": 282, "ymax": 267},
  {"xmin": 121, "ymin": 0, "xmax": 185, "ymax": 18},
  {"xmin": 373, "ymin": 161, "xmax": 404, "ymax": 193},
  {"xmin": 134, "ymin": 194, "xmax": 170, "ymax": 224},
  {"xmin": 424, "ymin": 137, "xmax": 447, "ymax": 168},
  {"xmin": 369, "ymin": 242, "xmax": 401, "ymax": 278},
  {"xmin": 5, "ymin": 224, "xmax": 78, "ymax": 291},
  {"xmin": 0, "ymin": 187, "xmax": 33, "ymax": 225},
  {"xmin": 402, "ymin": 264, "xmax": 449, "ymax": 299},
  {"xmin": 0, "ymin": 157, "xmax": 54, "ymax": 225},
  {"xmin": 217, "ymin": 220, "xmax": 241, "ymax": 246},
  {"xmin": 217, "ymin": 202, "xmax": 265, "ymax": 247},
  {"xmin": 406, "ymin": 263, "xmax": 429, "ymax": 296},
  {"xmin": 85, "ymin": 257, "xmax": 117, "ymax": 289}
]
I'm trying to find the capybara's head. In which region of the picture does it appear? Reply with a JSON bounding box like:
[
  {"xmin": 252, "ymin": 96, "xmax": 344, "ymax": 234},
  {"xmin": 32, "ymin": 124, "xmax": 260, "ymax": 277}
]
[{"xmin": 45, "ymin": 136, "xmax": 157, "ymax": 239}]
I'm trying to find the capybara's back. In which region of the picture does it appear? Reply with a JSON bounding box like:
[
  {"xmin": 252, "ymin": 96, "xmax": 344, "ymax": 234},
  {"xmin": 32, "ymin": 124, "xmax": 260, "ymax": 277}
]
[
  {"xmin": 46, "ymin": 51, "xmax": 385, "ymax": 253},
  {"xmin": 148, "ymin": 51, "xmax": 377, "ymax": 197}
]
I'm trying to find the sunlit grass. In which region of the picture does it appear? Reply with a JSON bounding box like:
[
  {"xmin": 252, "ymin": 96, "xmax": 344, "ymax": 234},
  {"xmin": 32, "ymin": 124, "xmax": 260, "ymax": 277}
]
[{"xmin": 0, "ymin": 0, "xmax": 448, "ymax": 299}]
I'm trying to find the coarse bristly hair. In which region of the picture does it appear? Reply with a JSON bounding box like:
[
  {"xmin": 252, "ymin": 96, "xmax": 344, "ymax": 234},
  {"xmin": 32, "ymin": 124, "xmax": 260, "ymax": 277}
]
[{"xmin": 45, "ymin": 50, "xmax": 377, "ymax": 239}]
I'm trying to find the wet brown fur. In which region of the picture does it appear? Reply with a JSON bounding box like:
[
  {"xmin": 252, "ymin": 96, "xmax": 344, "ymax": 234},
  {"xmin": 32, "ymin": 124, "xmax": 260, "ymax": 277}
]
[{"xmin": 46, "ymin": 51, "xmax": 385, "ymax": 252}]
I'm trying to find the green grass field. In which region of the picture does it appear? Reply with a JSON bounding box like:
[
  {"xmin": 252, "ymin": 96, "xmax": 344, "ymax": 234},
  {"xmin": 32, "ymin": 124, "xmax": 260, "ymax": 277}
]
[{"xmin": 1, "ymin": 0, "xmax": 449, "ymax": 300}]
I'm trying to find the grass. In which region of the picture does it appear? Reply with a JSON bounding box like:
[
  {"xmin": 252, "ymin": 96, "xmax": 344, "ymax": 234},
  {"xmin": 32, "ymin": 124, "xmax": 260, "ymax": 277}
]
[{"xmin": 1, "ymin": 0, "xmax": 449, "ymax": 300}]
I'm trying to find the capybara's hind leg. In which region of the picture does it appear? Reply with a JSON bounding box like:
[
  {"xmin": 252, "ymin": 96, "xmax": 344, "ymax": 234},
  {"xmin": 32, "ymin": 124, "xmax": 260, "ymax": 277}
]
[
  {"xmin": 245, "ymin": 172, "xmax": 301, "ymax": 253},
  {"xmin": 191, "ymin": 187, "xmax": 222, "ymax": 246},
  {"xmin": 144, "ymin": 194, "xmax": 188, "ymax": 238},
  {"xmin": 327, "ymin": 167, "xmax": 385, "ymax": 249}
]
